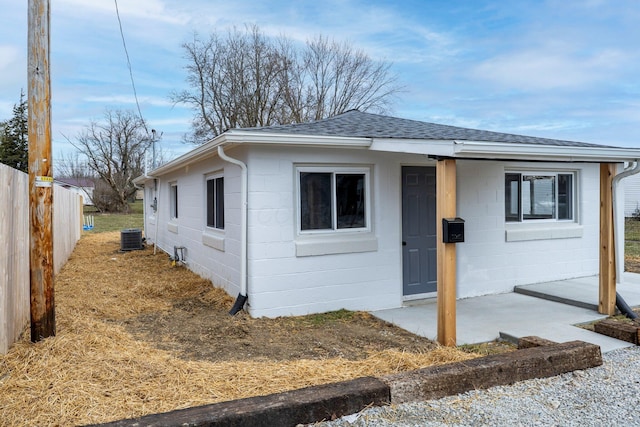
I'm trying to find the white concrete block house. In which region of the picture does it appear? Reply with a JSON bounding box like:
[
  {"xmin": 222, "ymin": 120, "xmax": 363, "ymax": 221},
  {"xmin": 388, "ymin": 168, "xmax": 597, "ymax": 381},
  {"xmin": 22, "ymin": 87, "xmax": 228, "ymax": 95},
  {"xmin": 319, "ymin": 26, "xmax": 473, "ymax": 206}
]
[{"xmin": 134, "ymin": 110, "xmax": 640, "ymax": 319}]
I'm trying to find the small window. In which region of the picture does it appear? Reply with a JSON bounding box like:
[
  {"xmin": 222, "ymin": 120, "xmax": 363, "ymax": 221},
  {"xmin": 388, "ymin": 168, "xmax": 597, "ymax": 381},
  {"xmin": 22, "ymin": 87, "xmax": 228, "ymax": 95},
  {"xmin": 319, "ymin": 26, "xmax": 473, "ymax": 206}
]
[
  {"xmin": 206, "ymin": 176, "xmax": 224, "ymax": 229},
  {"xmin": 169, "ymin": 182, "xmax": 178, "ymax": 219},
  {"xmin": 505, "ymin": 172, "xmax": 575, "ymax": 222},
  {"xmin": 557, "ymin": 174, "xmax": 573, "ymax": 220},
  {"xmin": 505, "ymin": 173, "xmax": 521, "ymax": 222},
  {"xmin": 298, "ymin": 167, "xmax": 368, "ymax": 232}
]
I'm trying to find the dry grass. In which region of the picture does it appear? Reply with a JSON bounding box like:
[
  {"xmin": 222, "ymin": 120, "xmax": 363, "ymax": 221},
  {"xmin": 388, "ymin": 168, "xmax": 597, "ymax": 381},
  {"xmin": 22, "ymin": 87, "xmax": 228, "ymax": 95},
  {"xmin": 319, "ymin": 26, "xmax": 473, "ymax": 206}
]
[{"xmin": 0, "ymin": 232, "xmax": 478, "ymax": 426}]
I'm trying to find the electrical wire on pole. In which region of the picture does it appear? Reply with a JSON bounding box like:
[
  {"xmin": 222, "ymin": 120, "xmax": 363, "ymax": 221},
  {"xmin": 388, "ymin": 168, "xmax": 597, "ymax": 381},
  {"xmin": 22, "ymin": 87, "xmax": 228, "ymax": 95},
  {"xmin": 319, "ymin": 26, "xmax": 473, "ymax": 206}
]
[
  {"xmin": 114, "ymin": 0, "xmax": 159, "ymax": 170},
  {"xmin": 114, "ymin": 0, "xmax": 146, "ymax": 134}
]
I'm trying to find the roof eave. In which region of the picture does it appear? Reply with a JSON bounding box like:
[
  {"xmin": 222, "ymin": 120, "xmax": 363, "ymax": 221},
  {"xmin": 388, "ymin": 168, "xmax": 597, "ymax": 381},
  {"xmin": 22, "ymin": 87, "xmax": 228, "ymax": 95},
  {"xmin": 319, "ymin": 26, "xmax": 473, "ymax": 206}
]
[
  {"xmin": 140, "ymin": 131, "xmax": 372, "ymax": 178},
  {"xmin": 453, "ymin": 140, "xmax": 640, "ymax": 163},
  {"xmin": 225, "ymin": 130, "xmax": 372, "ymax": 147},
  {"xmin": 369, "ymin": 138, "xmax": 456, "ymax": 156},
  {"xmin": 145, "ymin": 134, "xmax": 228, "ymax": 178},
  {"xmin": 135, "ymin": 133, "xmax": 640, "ymax": 183}
]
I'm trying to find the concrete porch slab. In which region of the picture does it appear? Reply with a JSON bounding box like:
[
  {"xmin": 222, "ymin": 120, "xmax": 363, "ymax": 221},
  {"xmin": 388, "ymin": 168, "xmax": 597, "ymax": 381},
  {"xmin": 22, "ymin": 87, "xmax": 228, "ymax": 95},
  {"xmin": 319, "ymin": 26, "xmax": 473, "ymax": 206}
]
[
  {"xmin": 372, "ymin": 274, "xmax": 640, "ymax": 353},
  {"xmin": 514, "ymin": 273, "xmax": 640, "ymax": 311}
]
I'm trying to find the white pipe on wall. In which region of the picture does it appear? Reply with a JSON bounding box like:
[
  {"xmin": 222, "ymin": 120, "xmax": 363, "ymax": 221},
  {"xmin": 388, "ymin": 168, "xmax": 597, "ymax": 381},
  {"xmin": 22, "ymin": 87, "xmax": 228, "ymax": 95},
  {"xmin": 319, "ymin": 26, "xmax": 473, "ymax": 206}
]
[
  {"xmin": 612, "ymin": 160, "xmax": 640, "ymax": 283},
  {"xmin": 153, "ymin": 178, "xmax": 160, "ymax": 255},
  {"xmin": 217, "ymin": 145, "xmax": 248, "ymax": 298}
]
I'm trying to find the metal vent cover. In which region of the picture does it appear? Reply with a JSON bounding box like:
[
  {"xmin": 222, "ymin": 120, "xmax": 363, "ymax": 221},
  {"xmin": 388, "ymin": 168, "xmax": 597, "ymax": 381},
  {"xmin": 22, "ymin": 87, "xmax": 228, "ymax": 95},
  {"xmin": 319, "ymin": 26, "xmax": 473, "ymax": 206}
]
[{"xmin": 120, "ymin": 228, "xmax": 143, "ymax": 251}]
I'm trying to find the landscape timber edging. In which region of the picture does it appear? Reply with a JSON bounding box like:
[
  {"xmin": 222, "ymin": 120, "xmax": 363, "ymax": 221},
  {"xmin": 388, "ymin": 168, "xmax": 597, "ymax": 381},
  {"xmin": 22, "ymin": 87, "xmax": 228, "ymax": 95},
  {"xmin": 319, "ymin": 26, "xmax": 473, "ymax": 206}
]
[
  {"xmin": 89, "ymin": 376, "xmax": 389, "ymax": 427},
  {"xmin": 90, "ymin": 338, "xmax": 602, "ymax": 427},
  {"xmin": 593, "ymin": 318, "xmax": 640, "ymax": 344},
  {"xmin": 381, "ymin": 340, "xmax": 602, "ymax": 404},
  {"xmin": 517, "ymin": 335, "xmax": 558, "ymax": 349}
]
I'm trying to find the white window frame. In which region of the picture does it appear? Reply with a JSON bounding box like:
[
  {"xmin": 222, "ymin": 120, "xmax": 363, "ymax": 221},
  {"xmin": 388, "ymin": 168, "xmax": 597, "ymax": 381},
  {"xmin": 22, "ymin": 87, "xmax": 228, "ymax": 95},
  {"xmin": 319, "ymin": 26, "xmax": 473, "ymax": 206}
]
[
  {"xmin": 505, "ymin": 170, "xmax": 577, "ymax": 223},
  {"xmin": 169, "ymin": 181, "xmax": 178, "ymax": 220},
  {"xmin": 205, "ymin": 173, "xmax": 225, "ymax": 230},
  {"xmin": 296, "ymin": 166, "xmax": 371, "ymax": 235}
]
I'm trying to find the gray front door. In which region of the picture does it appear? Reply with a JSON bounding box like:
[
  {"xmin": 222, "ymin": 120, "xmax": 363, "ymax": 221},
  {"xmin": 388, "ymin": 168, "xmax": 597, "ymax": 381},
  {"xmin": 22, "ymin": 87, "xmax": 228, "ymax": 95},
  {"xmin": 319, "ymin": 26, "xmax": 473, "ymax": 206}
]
[{"xmin": 402, "ymin": 166, "xmax": 437, "ymax": 295}]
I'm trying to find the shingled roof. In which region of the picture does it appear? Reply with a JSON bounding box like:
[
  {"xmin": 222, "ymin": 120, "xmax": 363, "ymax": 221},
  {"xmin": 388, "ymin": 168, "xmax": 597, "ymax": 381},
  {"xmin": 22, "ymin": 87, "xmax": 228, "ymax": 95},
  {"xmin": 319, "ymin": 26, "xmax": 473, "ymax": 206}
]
[
  {"xmin": 240, "ymin": 109, "xmax": 608, "ymax": 148},
  {"xmin": 140, "ymin": 109, "xmax": 640, "ymax": 181}
]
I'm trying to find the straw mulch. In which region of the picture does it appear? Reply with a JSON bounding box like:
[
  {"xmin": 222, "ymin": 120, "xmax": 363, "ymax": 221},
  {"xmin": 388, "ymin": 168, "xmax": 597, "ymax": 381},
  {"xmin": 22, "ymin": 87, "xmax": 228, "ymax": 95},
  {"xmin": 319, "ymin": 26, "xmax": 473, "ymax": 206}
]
[
  {"xmin": 0, "ymin": 232, "xmax": 478, "ymax": 427},
  {"xmin": 625, "ymin": 255, "xmax": 640, "ymax": 274}
]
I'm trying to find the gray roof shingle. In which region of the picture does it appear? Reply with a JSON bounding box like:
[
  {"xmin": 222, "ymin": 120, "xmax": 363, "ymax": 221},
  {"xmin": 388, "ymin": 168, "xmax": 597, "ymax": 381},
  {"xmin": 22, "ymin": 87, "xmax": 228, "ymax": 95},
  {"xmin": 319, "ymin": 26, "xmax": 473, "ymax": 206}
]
[{"xmin": 239, "ymin": 109, "xmax": 610, "ymax": 148}]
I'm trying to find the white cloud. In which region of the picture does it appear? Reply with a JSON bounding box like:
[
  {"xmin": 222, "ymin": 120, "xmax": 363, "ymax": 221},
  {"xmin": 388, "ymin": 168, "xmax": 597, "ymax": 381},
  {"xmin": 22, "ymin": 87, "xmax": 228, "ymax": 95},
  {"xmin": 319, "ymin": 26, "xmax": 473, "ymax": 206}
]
[
  {"xmin": 472, "ymin": 45, "xmax": 628, "ymax": 91},
  {"xmin": 0, "ymin": 45, "xmax": 27, "ymax": 99},
  {"xmin": 57, "ymin": 0, "xmax": 191, "ymax": 26},
  {"xmin": 3, "ymin": 0, "xmax": 640, "ymax": 151},
  {"xmin": 148, "ymin": 116, "xmax": 192, "ymax": 127},
  {"xmin": 0, "ymin": 45, "xmax": 21, "ymax": 71},
  {"xmin": 84, "ymin": 95, "xmax": 173, "ymax": 108},
  {"xmin": 0, "ymin": 101, "xmax": 14, "ymax": 119}
]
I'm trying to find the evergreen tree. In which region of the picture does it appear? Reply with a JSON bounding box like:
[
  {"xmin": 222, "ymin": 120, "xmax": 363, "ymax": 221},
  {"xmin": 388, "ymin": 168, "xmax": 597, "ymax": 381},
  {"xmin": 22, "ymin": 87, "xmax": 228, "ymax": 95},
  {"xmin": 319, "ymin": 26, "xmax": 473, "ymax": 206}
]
[{"xmin": 0, "ymin": 91, "xmax": 29, "ymax": 173}]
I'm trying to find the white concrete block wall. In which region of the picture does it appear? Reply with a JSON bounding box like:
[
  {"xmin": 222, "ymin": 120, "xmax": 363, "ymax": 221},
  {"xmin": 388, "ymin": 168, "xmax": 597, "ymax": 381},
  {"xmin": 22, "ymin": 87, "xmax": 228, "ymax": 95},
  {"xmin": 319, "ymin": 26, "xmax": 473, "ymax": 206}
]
[
  {"xmin": 144, "ymin": 151, "xmax": 244, "ymax": 298},
  {"xmin": 143, "ymin": 144, "xmax": 605, "ymax": 319},
  {"xmin": 456, "ymin": 160, "xmax": 600, "ymax": 298},
  {"xmin": 245, "ymin": 146, "xmax": 414, "ymax": 317}
]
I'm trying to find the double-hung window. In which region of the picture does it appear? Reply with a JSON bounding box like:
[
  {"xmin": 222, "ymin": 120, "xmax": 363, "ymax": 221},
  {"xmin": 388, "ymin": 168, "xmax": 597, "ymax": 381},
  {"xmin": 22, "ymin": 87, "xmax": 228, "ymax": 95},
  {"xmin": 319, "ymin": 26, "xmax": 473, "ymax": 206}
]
[
  {"xmin": 169, "ymin": 182, "xmax": 178, "ymax": 220},
  {"xmin": 298, "ymin": 167, "xmax": 369, "ymax": 233},
  {"xmin": 505, "ymin": 172, "xmax": 575, "ymax": 222},
  {"xmin": 206, "ymin": 175, "xmax": 224, "ymax": 230}
]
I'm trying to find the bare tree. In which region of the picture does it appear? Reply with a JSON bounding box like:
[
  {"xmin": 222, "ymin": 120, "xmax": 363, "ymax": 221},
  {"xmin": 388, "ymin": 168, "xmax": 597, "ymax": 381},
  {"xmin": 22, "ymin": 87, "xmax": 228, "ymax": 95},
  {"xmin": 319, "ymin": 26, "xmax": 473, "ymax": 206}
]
[
  {"xmin": 302, "ymin": 35, "xmax": 398, "ymax": 121},
  {"xmin": 69, "ymin": 109, "xmax": 152, "ymax": 212},
  {"xmin": 142, "ymin": 130, "xmax": 171, "ymax": 172},
  {"xmin": 57, "ymin": 150, "xmax": 94, "ymax": 179},
  {"xmin": 56, "ymin": 150, "xmax": 97, "ymax": 206},
  {"xmin": 173, "ymin": 26, "xmax": 289, "ymax": 142},
  {"xmin": 172, "ymin": 26, "xmax": 400, "ymax": 143}
]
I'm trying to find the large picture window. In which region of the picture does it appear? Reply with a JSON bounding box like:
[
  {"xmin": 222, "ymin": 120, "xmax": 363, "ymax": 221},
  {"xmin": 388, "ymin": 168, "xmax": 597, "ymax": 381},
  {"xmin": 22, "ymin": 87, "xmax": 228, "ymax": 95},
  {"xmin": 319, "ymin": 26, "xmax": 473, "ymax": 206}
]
[
  {"xmin": 206, "ymin": 175, "xmax": 224, "ymax": 229},
  {"xmin": 298, "ymin": 167, "xmax": 369, "ymax": 232},
  {"xmin": 505, "ymin": 172, "xmax": 574, "ymax": 222}
]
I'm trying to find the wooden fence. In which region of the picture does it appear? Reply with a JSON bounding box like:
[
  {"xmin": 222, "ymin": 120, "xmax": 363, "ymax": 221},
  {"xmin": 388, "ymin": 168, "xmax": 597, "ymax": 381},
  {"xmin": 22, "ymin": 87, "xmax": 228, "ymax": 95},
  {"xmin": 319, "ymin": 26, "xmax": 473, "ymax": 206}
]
[{"xmin": 0, "ymin": 163, "xmax": 82, "ymax": 354}]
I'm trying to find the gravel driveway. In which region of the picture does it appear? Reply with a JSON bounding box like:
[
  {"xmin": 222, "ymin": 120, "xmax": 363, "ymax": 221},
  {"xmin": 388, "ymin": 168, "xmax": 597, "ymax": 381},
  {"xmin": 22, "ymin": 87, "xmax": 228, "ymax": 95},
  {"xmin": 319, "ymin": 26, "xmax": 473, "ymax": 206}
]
[{"xmin": 319, "ymin": 346, "xmax": 640, "ymax": 426}]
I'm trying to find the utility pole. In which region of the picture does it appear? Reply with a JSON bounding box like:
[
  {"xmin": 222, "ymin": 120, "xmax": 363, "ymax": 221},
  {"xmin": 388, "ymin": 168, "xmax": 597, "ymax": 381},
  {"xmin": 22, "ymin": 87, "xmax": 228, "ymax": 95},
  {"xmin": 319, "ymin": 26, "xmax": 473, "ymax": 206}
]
[{"xmin": 28, "ymin": 0, "xmax": 55, "ymax": 342}]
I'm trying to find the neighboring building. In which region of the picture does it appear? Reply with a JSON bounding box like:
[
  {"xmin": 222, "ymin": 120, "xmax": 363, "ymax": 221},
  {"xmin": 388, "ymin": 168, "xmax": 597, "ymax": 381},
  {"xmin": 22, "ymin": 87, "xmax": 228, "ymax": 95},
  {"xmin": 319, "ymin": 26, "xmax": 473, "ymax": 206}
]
[
  {"xmin": 623, "ymin": 173, "xmax": 640, "ymax": 218},
  {"xmin": 55, "ymin": 177, "xmax": 95, "ymax": 206},
  {"xmin": 133, "ymin": 110, "xmax": 640, "ymax": 318}
]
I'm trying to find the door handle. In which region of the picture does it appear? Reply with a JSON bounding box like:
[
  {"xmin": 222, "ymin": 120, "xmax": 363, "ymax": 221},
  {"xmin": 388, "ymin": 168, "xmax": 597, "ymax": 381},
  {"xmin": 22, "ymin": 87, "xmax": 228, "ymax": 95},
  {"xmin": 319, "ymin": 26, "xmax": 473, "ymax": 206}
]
[{"xmin": 402, "ymin": 241, "xmax": 407, "ymax": 246}]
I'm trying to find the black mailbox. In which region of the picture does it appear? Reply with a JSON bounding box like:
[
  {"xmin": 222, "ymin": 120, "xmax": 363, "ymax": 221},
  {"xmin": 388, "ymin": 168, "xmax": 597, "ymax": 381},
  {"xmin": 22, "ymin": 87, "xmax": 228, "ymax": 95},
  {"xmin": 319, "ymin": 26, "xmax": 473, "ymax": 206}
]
[{"xmin": 442, "ymin": 217, "xmax": 465, "ymax": 243}]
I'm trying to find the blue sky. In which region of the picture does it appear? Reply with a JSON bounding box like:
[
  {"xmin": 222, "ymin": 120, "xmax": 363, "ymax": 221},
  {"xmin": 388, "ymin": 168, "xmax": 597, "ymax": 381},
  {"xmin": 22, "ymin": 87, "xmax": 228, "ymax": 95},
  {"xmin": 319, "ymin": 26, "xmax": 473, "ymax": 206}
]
[{"xmin": 2, "ymin": 0, "xmax": 640, "ymax": 165}]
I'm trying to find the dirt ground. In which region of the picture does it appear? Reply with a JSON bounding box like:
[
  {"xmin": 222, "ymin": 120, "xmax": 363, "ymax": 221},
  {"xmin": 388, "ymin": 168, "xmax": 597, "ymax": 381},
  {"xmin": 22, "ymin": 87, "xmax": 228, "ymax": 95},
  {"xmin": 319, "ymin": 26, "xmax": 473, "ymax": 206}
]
[
  {"xmin": 1, "ymin": 232, "xmax": 488, "ymax": 426},
  {"xmin": 129, "ymin": 254, "xmax": 640, "ymax": 362},
  {"xmin": 625, "ymin": 257, "xmax": 640, "ymax": 273},
  {"xmin": 104, "ymin": 245, "xmax": 438, "ymax": 363},
  {"xmin": 124, "ymin": 300, "xmax": 437, "ymax": 362}
]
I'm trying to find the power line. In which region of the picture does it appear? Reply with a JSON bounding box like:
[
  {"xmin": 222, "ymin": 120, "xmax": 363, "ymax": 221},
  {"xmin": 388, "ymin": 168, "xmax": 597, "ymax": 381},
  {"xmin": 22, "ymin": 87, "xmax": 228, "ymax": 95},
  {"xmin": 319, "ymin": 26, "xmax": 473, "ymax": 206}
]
[{"xmin": 113, "ymin": 0, "xmax": 148, "ymax": 134}]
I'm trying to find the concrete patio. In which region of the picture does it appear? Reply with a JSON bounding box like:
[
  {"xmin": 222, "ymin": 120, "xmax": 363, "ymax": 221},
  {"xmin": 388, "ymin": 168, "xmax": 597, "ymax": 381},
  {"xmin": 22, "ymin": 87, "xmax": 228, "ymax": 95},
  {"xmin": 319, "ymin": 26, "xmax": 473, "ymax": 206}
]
[{"xmin": 373, "ymin": 273, "xmax": 640, "ymax": 353}]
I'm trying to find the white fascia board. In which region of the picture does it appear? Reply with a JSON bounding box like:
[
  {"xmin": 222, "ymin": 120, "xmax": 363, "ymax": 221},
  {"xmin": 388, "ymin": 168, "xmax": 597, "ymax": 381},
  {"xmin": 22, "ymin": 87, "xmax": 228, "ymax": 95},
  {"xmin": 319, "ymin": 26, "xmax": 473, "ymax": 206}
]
[
  {"xmin": 369, "ymin": 138, "xmax": 456, "ymax": 156},
  {"xmin": 453, "ymin": 140, "xmax": 640, "ymax": 163},
  {"xmin": 132, "ymin": 175, "xmax": 150, "ymax": 185},
  {"xmin": 368, "ymin": 138, "xmax": 640, "ymax": 162},
  {"xmin": 149, "ymin": 135, "xmax": 226, "ymax": 177},
  {"xmin": 224, "ymin": 130, "xmax": 372, "ymax": 147},
  {"xmin": 147, "ymin": 131, "xmax": 372, "ymax": 177}
]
